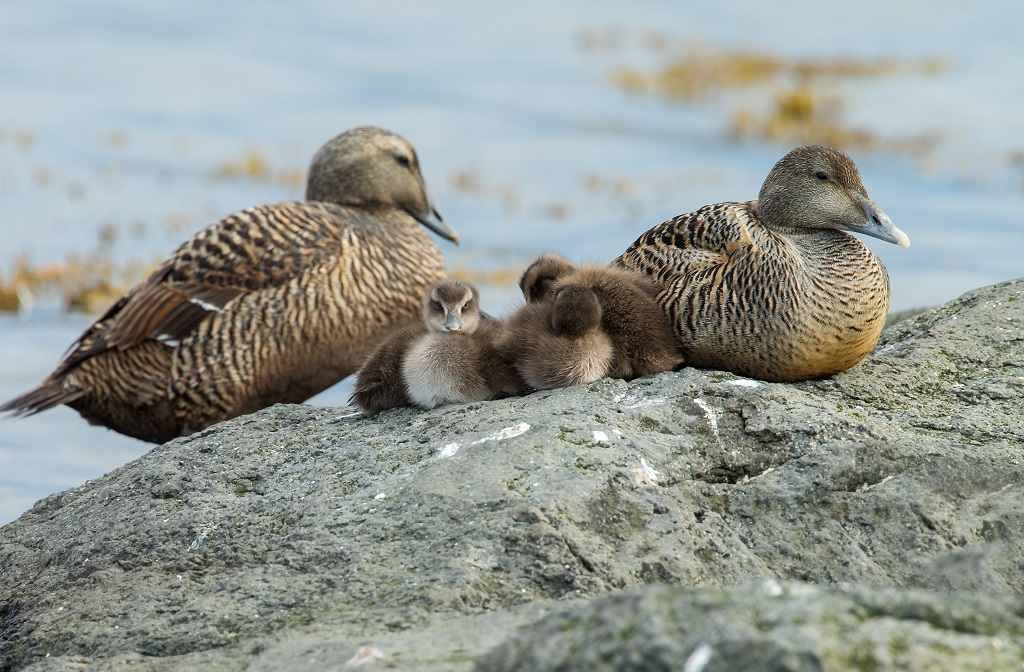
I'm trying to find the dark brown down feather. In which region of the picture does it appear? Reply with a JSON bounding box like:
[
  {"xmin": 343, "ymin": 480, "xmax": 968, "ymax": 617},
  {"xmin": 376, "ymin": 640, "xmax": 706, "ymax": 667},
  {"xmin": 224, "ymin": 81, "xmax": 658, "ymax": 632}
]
[{"xmin": 496, "ymin": 253, "xmax": 683, "ymax": 389}]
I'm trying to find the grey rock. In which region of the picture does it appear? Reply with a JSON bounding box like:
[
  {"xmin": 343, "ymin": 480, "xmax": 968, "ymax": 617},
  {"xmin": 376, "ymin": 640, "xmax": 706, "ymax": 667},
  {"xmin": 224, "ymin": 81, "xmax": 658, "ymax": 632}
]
[
  {"xmin": 883, "ymin": 305, "xmax": 931, "ymax": 328},
  {"xmin": 1, "ymin": 278, "xmax": 1022, "ymax": 671},
  {"xmin": 477, "ymin": 580, "xmax": 1024, "ymax": 672}
]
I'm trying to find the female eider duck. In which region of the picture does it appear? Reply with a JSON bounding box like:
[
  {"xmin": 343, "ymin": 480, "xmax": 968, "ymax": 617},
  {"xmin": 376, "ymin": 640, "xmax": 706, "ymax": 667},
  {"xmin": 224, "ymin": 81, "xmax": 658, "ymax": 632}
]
[
  {"xmin": 351, "ymin": 280, "xmax": 525, "ymax": 415},
  {"xmin": 496, "ymin": 253, "xmax": 683, "ymax": 389},
  {"xmin": 614, "ymin": 145, "xmax": 910, "ymax": 383},
  {"xmin": 1, "ymin": 126, "xmax": 459, "ymax": 443}
]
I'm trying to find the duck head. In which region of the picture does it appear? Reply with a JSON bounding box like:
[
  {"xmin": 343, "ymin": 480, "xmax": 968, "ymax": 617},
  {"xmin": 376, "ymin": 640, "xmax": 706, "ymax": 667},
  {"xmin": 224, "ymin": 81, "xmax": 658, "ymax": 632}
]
[
  {"xmin": 758, "ymin": 145, "xmax": 910, "ymax": 248},
  {"xmin": 306, "ymin": 126, "xmax": 459, "ymax": 244},
  {"xmin": 423, "ymin": 280, "xmax": 480, "ymax": 333}
]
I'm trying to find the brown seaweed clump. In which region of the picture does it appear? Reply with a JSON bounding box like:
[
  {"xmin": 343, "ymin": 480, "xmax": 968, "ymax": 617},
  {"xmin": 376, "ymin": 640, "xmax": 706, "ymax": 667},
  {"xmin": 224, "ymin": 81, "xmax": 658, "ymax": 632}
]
[{"xmin": 608, "ymin": 39, "xmax": 946, "ymax": 154}]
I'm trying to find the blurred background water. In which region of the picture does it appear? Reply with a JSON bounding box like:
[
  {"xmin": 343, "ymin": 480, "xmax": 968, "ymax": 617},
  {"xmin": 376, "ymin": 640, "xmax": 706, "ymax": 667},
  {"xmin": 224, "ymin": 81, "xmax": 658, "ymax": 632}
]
[{"xmin": 1, "ymin": 0, "xmax": 1022, "ymax": 523}]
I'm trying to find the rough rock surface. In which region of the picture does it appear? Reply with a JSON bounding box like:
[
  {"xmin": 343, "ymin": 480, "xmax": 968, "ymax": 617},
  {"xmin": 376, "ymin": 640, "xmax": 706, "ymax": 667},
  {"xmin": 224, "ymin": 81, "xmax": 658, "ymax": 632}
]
[
  {"xmin": 477, "ymin": 580, "xmax": 1024, "ymax": 672},
  {"xmin": 1, "ymin": 278, "xmax": 1022, "ymax": 671}
]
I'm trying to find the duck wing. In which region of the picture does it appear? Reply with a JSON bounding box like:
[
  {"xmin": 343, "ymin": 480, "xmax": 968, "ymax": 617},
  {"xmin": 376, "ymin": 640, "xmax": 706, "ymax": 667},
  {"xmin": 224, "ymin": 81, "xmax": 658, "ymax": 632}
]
[
  {"xmin": 55, "ymin": 201, "xmax": 349, "ymax": 375},
  {"xmin": 613, "ymin": 201, "xmax": 757, "ymax": 283}
]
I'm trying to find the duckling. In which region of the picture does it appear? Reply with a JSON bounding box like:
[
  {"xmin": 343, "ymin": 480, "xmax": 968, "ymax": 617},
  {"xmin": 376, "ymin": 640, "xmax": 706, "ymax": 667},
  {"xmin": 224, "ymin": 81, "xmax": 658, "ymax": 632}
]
[
  {"xmin": 497, "ymin": 253, "xmax": 683, "ymax": 389},
  {"xmin": 525, "ymin": 253, "xmax": 684, "ymax": 379},
  {"xmin": 351, "ymin": 280, "xmax": 525, "ymax": 415},
  {"xmin": 517, "ymin": 251, "xmax": 576, "ymax": 303},
  {"xmin": 402, "ymin": 280, "xmax": 526, "ymax": 409},
  {"xmin": 1, "ymin": 126, "xmax": 459, "ymax": 443},
  {"xmin": 496, "ymin": 283, "xmax": 614, "ymax": 390},
  {"xmin": 614, "ymin": 144, "xmax": 910, "ymax": 382}
]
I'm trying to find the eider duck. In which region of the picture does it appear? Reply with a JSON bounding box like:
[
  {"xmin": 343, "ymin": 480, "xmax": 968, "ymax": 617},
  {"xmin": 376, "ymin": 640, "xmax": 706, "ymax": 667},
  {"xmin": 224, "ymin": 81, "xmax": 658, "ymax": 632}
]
[
  {"xmin": 351, "ymin": 280, "xmax": 525, "ymax": 415},
  {"xmin": 613, "ymin": 144, "xmax": 910, "ymax": 382},
  {"xmin": 1, "ymin": 126, "xmax": 459, "ymax": 443},
  {"xmin": 402, "ymin": 280, "xmax": 526, "ymax": 409},
  {"xmin": 496, "ymin": 253, "xmax": 683, "ymax": 389}
]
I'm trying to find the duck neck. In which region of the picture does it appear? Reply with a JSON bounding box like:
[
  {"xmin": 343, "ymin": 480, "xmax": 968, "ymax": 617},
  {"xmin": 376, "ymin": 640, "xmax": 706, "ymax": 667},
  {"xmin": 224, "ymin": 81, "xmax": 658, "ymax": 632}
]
[{"xmin": 761, "ymin": 218, "xmax": 858, "ymax": 267}]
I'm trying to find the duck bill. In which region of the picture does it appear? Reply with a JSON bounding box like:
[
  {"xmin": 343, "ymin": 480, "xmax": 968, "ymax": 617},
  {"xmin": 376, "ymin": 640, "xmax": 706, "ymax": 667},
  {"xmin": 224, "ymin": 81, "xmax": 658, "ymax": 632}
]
[
  {"xmin": 411, "ymin": 207, "xmax": 460, "ymax": 245},
  {"xmin": 443, "ymin": 309, "xmax": 463, "ymax": 331},
  {"xmin": 849, "ymin": 193, "xmax": 910, "ymax": 248}
]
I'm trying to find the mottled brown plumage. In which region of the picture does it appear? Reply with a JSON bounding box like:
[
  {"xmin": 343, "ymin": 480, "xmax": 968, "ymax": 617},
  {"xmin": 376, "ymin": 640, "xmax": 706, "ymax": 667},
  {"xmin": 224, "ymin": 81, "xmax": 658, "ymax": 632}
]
[
  {"xmin": 496, "ymin": 253, "xmax": 683, "ymax": 389},
  {"xmin": 1, "ymin": 126, "xmax": 458, "ymax": 442},
  {"xmin": 614, "ymin": 145, "xmax": 910, "ymax": 382},
  {"xmin": 351, "ymin": 280, "xmax": 525, "ymax": 415}
]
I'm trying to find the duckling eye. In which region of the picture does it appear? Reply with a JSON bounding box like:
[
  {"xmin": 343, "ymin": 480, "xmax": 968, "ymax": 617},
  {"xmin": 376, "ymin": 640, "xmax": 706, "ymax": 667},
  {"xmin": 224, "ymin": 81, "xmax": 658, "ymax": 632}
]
[
  {"xmin": 395, "ymin": 154, "xmax": 412, "ymax": 168},
  {"xmin": 530, "ymin": 278, "xmax": 554, "ymax": 302},
  {"xmin": 430, "ymin": 300, "xmax": 443, "ymax": 311},
  {"xmin": 815, "ymin": 171, "xmax": 829, "ymax": 181}
]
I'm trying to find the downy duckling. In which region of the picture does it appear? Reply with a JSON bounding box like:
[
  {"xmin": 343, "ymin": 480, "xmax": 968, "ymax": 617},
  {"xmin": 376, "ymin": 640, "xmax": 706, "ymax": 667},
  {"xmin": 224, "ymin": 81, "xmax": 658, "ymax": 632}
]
[
  {"xmin": 352, "ymin": 280, "xmax": 525, "ymax": 415},
  {"xmin": 402, "ymin": 280, "xmax": 526, "ymax": 409},
  {"xmin": 496, "ymin": 280, "xmax": 614, "ymax": 390},
  {"xmin": 497, "ymin": 253, "xmax": 682, "ymax": 389}
]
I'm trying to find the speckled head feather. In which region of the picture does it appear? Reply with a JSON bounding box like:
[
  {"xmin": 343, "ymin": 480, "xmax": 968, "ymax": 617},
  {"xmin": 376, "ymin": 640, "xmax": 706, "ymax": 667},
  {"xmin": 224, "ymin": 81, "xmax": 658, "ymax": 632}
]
[
  {"xmin": 306, "ymin": 126, "xmax": 458, "ymax": 243},
  {"xmin": 759, "ymin": 145, "xmax": 909, "ymax": 247}
]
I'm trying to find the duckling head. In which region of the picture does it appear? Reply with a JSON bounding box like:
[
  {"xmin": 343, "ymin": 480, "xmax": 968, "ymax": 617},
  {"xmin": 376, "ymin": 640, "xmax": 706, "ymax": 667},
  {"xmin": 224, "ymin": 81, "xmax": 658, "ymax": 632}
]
[
  {"xmin": 305, "ymin": 126, "xmax": 459, "ymax": 244},
  {"xmin": 423, "ymin": 280, "xmax": 481, "ymax": 333},
  {"xmin": 519, "ymin": 252, "xmax": 577, "ymax": 303},
  {"xmin": 758, "ymin": 145, "xmax": 910, "ymax": 248},
  {"xmin": 550, "ymin": 285, "xmax": 604, "ymax": 339}
]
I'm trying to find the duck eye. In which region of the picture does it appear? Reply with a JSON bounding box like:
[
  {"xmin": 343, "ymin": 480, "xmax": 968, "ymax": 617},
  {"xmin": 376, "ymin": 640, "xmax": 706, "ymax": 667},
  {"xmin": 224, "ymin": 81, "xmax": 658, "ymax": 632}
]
[
  {"xmin": 430, "ymin": 300, "xmax": 443, "ymax": 311},
  {"xmin": 395, "ymin": 154, "xmax": 411, "ymax": 168},
  {"xmin": 815, "ymin": 171, "xmax": 829, "ymax": 181}
]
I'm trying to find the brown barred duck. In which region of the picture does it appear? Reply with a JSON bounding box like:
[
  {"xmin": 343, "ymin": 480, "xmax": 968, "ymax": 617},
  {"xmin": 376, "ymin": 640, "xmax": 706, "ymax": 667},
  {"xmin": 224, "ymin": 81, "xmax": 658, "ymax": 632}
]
[
  {"xmin": 614, "ymin": 145, "xmax": 910, "ymax": 382},
  {"xmin": 1, "ymin": 126, "xmax": 458, "ymax": 442}
]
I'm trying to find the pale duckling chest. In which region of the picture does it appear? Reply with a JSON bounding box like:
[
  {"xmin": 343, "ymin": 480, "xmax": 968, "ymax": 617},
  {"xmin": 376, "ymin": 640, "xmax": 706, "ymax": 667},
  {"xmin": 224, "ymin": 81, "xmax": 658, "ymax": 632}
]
[{"xmin": 401, "ymin": 333, "xmax": 487, "ymax": 407}]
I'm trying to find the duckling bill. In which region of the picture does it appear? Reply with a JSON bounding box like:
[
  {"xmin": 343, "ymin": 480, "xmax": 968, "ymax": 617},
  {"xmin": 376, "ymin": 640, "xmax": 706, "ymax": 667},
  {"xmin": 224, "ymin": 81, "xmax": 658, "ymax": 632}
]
[
  {"xmin": 1, "ymin": 126, "xmax": 458, "ymax": 443},
  {"xmin": 614, "ymin": 144, "xmax": 910, "ymax": 382}
]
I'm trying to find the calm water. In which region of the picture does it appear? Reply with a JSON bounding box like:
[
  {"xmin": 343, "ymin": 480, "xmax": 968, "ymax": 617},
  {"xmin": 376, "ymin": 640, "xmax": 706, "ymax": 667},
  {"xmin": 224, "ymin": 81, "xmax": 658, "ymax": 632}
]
[{"xmin": 2, "ymin": 0, "xmax": 1022, "ymax": 523}]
